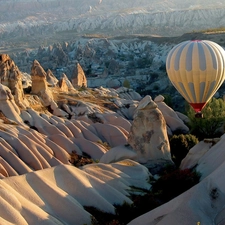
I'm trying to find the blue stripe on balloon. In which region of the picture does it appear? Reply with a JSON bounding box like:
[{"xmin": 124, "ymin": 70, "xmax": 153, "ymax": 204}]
[
  {"xmin": 205, "ymin": 43, "xmax": 218, "ymax": 70},
  {"xmin": 178, "ymin": 82, "xmax": 192, "ymax": 102},
  {"xmin": 186, "ymin": 42, "xmax": 194, "ymax": 71},
  {"xmin": 205, "ymin": 81, "xmax": 216, "ymax": 100},
  {"xmin": 198, "ymin": 43, "xmax": 206, "ymax": 70},
  {"xmin": 199, "ymin": 82, "xmax": 205, "ymax": 102},
  {"xmin": 188, "ymin": 82, "xmax": 197, "ymax": 102},
  {"xmin": 167, "ymin": 42, "xmax": 184, "ymax": 70}
]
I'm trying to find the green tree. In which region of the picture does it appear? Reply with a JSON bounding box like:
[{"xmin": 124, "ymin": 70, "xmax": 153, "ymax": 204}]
[
  {"xmin": 187, "ymin": 98, "xmax": 225, "ymax": 139},
  {"xmin": 170, "ymin": 134, "xmax": 199, "ymax": 166},
  {"xmin": 162, "ymin": 94, "xmax": 173, "ymax": 108},
  {"xmin": 123, "ymin": 78, "xmax": 130, "ymax": 88}
]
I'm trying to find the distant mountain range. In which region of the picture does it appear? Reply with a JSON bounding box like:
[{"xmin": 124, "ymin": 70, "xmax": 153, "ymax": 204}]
[{"xmin": 1, "ymin": 0, "xmax": 225, "ymax": 52}]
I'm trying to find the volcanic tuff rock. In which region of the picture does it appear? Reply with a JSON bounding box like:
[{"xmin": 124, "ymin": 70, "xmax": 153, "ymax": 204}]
[
  {"xmin": 12, "ymin": 33, "xmax": 225, "ymax": 113},
  {"xmin": 128, "ymin": 134, "xmax": 225, "ymax": 225},
  {"xmin": 0, "ymin": 161, "xmax": 151, "ymax": 224},
  {"xmin": 30, "ymin": 60, "xmax": 48, "ymax": 94},
  {"xmin": 0, "ymin": 84, "xmax": 24, "ymax": 124},
  {"xmin": 60, "ymin": 73, "xmax": 76, "ymax": 90},
  {"xmin": 30, "ymin": 60, "xmax": 69, "ymax": 117},
  {"xmin": 58, "ymin": 76, "xmax": 69, "ymax": 93},
  {"xmin": 46, "ymin": 69, "xmax": 58, "ymax": 87},
  {"xmin": 0, "ymin": 54, "xmax": 28, "ymax": 109},
  {"xmin": 1, "ymin": 70, "xmax": 225, "ymax": 224},
  {"xmin": 71, "ymin": 63, "xmax": 87, "ymax": 88},
  {"xmin": 128, "ymin": 95, "xmax": 171, "ymax": 163},
  {"xmin": 154, "ymin": 95, "xmax": 189, "ymax": 135}
]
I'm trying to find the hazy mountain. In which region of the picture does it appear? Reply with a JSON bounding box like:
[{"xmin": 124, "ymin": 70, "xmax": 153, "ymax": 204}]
[{"xmin": 1, "ymin": 0, "xmax": 225, "ymax": 52}]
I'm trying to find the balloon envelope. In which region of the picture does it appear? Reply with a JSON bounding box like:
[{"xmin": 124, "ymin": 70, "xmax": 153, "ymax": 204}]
[{"xmin": 166, "ymin": 40, "xmax": 225, "ymax": 112}]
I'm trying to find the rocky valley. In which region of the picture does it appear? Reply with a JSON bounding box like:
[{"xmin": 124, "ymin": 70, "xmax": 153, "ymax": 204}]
[
  {"xmin": 8, "ymin": 31, "xmax": 225, "ymax": 112},
  {"xmin": 1, "ymin": 1, "xmax": 225, "ymax": 224},
  {"xmin": 1, "ymin": 0, "xmax": 225, "ymax": 113}
]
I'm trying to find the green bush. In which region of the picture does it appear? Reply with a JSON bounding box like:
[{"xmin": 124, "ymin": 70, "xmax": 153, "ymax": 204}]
[
  {"xmin": 123, "ymin": 79, "xmax": 130, "ymax": 88},
  {"xmin": 152, "ymin": 168, "xmax": 200, "ymax": 202},
  {"xmin": 187, "ymin": 98, "xmax": 225, "ymax": 140},
  {"xmin": 162, "ymin": 94, "xmax": 173, "ymax": 108},
  {"xmin": 169, "ymin": 134, "xmax": 199, "ymax": 166}
]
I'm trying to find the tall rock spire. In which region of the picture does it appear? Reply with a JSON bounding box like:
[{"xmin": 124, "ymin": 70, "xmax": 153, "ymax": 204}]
[
  {"xmin": 30, "ymin": 60, "xmax": 48, "ymax": 94},
  {"xmin": 0, "ymin": 54, "xmax": 27, "ymax": 109},
  {"xmin": 71, "ymin": 63, "xmax": 87, "ymax": 88}
]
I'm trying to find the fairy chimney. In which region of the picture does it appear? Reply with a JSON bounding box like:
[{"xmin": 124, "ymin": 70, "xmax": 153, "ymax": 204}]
[
  {"xmin": 0, "ymin": 54, "xmax": 27, "ymax": 108},
  {"xmin": 58, "ymin": 75, "xmax": 69, "ymax": 93},
  {"xmin": 128, "ymin": 95, "xmax": 172, "ymax": 163},
  {"xmin": 46, "ymin": 69, "xmax": 58, "ymax": 87},
  {"xmin": 30, "ymin": 60, "xmax": 48, "ymax": 94},
  {"xmin": 71, "ymin": 63, "xmax": 87, "ymax": 88}
]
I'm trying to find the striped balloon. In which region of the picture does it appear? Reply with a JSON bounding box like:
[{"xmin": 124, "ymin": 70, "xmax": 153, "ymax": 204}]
[{"xmin": 166, "ymin": 40, "xmax": 225, "ymax": 112}]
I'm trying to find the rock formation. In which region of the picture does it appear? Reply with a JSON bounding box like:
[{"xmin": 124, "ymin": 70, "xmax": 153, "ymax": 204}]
[
  {"xmin": 60, "ymin": 73, "xmax": 76, "ymax": 90},
  {"xmin": 0, "ymin": 161, "xmax": 151, "ymax": 224},
  {"xmin": 154, "ymin": 95, "xmax": 189, "ymax": 135},
  {"xmin": 30, "ymin": 60, "xmax": 48, "ymax": 94},
  {"xmin": 128, "ymin": 95, "xmax": 172, "ymax": 163},
  {"xmin": 1, "ymin": 77, "xmax": 225, "ymax": 224},
  {"xmin": 0, "ymin": 54, "xmax": 28, "ymax": 109},
  {"xmin": 30, "ymin": 61, "xmax": 70, "ymax": 117},
  {"xmin": 71, "ymin": 63, "xmax": 87, "ymax": 88},
  {"xmin": 128, "ymin": 134, "xmax": 225, "ymax": 225},
  {"xmin": 58, "ymin": 74, "xmax": 69, "ymax": 93},
  {"xmin": 46, "ymin": 69, "xmax": 58, "ymax": 87},
  {"xmin": 0, "ymin": 84, "xmax": 24, "ymax": 124},
  {"xmin": 58, "ymin": 77, "xmax": 68, "ymax": 93}
]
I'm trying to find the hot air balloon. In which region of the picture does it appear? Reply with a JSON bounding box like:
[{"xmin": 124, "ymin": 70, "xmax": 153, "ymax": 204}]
[{"xmin": 166, "ymin": 40, "xmax": 225, "ymax": 117}]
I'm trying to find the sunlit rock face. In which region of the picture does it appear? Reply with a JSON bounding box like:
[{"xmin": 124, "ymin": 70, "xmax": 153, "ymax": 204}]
[
  {"xmin": 58, "ymin": 76, "xmax": 69, "ymax": 93},
  {"xmin": 128, "ymin": 95, "xmax": 172, "ymax": 163},
  {"xmin": 0, "ymin": 83, "xmax": 23, "ymax": 124},
  {"xmin": 0, "ymin": 54, "xmax": 27, "ymax": 109},
  {"xmin": 71, "ymin": 63, "xmax": 87, "ymax": 88},
  {"xmin": 46, "ymin": 69, "xmax": 58, "ymax": 87},
  {"xmin": 154, "ymin": 95, "xmax": 189, "ymax": 134},
  {"xmin": 30, "ymin": 60, "xmax": 48, "ymax": 94}
]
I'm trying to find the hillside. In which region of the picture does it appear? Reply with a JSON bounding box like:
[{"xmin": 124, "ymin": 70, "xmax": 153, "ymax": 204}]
[{"xmin": 1, "ymin": 0, "xmax": 225, "ymax": 52}]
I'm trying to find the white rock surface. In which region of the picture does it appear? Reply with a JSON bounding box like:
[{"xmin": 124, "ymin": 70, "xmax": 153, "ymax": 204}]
[
  {"xmin": 154, "ymin": 95, "xmax": 189, "ymax": 133},
  {"xmin": 128, "ymin": 95, "xmax": 172, "ymax": 163},
  {"xmin": 0, "ymin": 161, "xmax": 151, "ymax": 224}
]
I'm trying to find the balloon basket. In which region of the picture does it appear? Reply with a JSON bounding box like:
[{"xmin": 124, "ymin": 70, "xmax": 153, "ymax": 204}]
[{"xmin": 195, "ymin": 112, "xmax": 203, "ymax": 118}]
